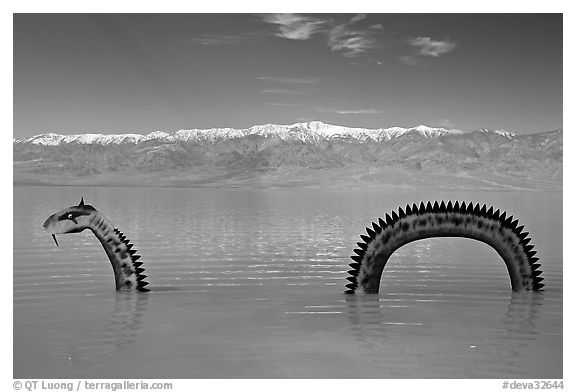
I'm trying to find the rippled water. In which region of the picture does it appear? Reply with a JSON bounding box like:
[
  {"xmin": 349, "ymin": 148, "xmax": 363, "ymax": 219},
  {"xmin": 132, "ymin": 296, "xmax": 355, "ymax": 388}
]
[{"xmin": 13, "ymin": 186, "xmax": 562, "ymax": 378}]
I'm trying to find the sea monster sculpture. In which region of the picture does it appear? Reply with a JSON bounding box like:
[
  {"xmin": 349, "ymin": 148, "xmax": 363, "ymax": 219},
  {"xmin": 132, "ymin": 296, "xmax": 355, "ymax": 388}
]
[
  {"xmin": 43, "ymin": 199, "xmax": 543, "ymax": 294},
  {"xmin": 345, "ymin": 201, "xmax": 544, "ymax": 294},
  {"xmin": 43, "ymin": 198, "xmax": 149, "ymax": 292}
]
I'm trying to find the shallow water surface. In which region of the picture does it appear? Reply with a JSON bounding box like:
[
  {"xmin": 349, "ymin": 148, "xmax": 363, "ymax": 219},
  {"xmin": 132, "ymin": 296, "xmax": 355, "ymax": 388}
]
[{"xmin": 13, "ymin": 186, "xmax": 562, "ymax": 378}]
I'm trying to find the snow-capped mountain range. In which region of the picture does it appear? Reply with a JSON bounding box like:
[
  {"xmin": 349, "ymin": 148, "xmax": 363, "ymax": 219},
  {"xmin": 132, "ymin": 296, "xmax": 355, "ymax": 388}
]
[
  {"xmin": 13, "ymin": 121, "xmax": 561, "ymax": 190},
  {"xmin": 14, "ymin": 121, "xmax": 466, "ymax": 145}
]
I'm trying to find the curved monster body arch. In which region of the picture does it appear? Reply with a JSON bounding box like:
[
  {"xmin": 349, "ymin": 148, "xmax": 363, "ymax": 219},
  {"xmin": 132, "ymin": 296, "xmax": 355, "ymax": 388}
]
[
  {"xmin": 43, "ymin": 198, "xmax": 150, "ymax": 292},
  {"xmin": 345, "ymin": 201, "xmax": 544, "ymax": 294}
]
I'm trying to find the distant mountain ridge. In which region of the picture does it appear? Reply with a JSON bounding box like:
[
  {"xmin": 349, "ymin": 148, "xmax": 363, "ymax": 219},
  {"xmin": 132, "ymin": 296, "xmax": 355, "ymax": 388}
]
[
  {"xmin": 14, "ymin": 121, "xmax": 465, "ymax": 145},
  {"xmin": 13, "ymin": 121, "xmax": 562, "ymax": 190}
]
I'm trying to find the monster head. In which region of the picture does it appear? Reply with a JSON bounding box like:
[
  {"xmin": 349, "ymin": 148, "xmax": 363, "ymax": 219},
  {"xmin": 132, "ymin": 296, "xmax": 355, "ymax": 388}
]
[{"xmin": 43, "ymin": 198, "xmax": 97, "ymax": 246}]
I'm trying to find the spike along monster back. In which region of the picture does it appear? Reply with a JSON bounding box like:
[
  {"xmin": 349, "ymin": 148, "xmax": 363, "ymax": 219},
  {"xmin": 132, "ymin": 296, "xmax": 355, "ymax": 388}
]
[{"xmin": 345, "ymin": 201, "xmax": 543, "ymax": 294}]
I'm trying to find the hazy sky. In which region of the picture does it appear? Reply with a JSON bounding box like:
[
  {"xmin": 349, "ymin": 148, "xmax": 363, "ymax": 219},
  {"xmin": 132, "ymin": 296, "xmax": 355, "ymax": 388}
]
[{"xmin": 13, "ymin": 13, "xmax": 562, "ymax": 137}]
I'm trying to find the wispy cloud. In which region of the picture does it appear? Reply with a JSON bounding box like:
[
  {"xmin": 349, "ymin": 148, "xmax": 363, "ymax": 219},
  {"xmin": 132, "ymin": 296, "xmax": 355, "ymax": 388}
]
[
  {"xmin": 261, "ymin": 14, "xmax": 328, "ymax": 40},
  {"xmin": 195, "ymin": 15, "xmax": 459, "ymax": 66},
  {"xmin": 261, "ymin": 88, "xmax": 306, "ymax": 94},
  {"xmin": 260, "ymin": 14, "xmax": 379, "ymax": 58},
  {"xmin": 399, "ymin": 36, "xmax": 458, "ymax": 66},
  {"xmin": 257, "ymin": 76, "xmax": 319, "ymax": 84},
  {"xmin": 189, "ymin": 31, "xmax": 265, "ymax": 46},
  {"xmin": 190, "ymin": 35, "xmax": 243, "ymax": 46},
  {"xmin": 259, "ymin": 77, "xmax": 315, "ymax": 108},
  {"xmin": 267, "ymin": 102, "xmax": 300, "ymax": 106},
  {"xmin": 399, "ymin": 56, "xmax": 421, "ymax": 66},
  {"xmin": 317, "ymin": 107, "xmax": 382, "ymax": 115},
  {"xmin": 336, "ymin": 109, "xmax": 382, "ymax": 114},
  {"xmin": 350, "ymin": 14, "xmax": 367, "ymax": 24},
  {"xmin": 327, "ymin": 24, "xmax": 377, "ymax": 58},
  {"xmin": 409, "ymin": 37, "xmax": 457, "ymax": 57},
  {"xmin": 325, "ymin": 14, "xmax": 379, "ymax": 58}
]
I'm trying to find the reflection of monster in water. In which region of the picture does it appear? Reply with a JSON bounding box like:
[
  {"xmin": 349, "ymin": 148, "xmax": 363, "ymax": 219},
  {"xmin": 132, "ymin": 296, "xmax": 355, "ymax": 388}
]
[
  {"xmin": 343, "ymin": 292, "xmax": 545, "ymax": 377},
  {"xmin": 56, "ymin": 292, "xmax": 149, "ymax": 371},
  {"xmin": 494, "ymin": 292, "xmax": 545, "ymax": 365},
  {"xmin": 43, "ymin": 198, "xmax": 150, "ymax": 292},
  {"xmin": 346, "ymin": 201, "xmax": 544, "ymax": 294}
]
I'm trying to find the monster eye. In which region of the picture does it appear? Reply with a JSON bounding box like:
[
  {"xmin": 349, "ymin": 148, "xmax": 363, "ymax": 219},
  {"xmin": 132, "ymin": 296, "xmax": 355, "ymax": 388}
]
[{"xmin": 66, "ymin": 212, "xmax": 79, "ymax": 224}]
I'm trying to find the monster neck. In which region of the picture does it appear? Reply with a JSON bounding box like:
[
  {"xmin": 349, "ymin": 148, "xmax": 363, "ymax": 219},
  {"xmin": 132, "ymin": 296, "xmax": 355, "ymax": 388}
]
[{"xmin": 87, "ymin": 212, "xmax": 149, "ymax": 292}]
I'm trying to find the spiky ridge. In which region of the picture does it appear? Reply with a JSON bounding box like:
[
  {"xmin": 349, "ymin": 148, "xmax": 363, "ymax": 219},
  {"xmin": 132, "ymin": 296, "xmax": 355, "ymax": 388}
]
[
  {"xmin": 112, "ymin": 228, "xmax": 149, "ymax": 292},
  {"xmin": 345, "ymin": 201, "xmax": 543, "ymax": 294}
]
